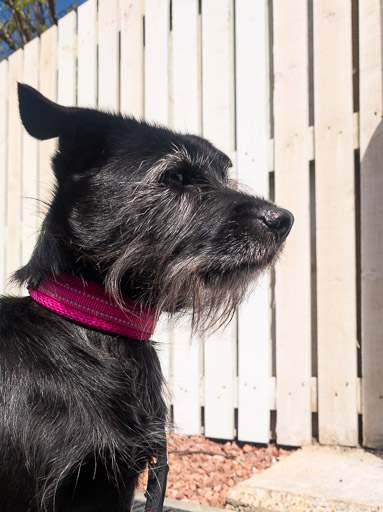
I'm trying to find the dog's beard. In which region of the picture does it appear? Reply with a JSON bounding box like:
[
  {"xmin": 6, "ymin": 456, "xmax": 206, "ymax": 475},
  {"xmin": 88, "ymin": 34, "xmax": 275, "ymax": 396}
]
[{"xmin": 79, "ymin": 179, "xmax": 283, "ymax": 334}]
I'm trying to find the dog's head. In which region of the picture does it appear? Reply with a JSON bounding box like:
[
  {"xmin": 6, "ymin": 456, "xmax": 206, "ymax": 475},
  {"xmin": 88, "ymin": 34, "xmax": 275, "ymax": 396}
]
[{"xmin": 17, "ymin": 83, "xmax": 293, "ymax": 331}]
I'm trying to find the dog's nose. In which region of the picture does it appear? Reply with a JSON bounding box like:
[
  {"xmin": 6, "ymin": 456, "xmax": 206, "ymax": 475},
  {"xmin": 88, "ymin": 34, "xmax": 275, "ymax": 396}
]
[{"xmin": 260, "ymin": 208, "xmax": 294, "ymax": 243}]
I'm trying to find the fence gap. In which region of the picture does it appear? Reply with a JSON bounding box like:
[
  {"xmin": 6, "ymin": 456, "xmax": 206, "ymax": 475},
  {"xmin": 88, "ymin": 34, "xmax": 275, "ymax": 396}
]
[
  {"xmin": 354, "ymin": 148, "xmax": 362, "ymax": 378},
  {"xmin": 310, "ymin": 160, "xmax": 317, "ymax": 378}
]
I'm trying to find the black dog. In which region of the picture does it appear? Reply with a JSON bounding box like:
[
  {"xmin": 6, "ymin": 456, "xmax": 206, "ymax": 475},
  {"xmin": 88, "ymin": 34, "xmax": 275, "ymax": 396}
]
[{"xmin": 0, "ymin": 84, "xmax": 293, "ymax": 512}]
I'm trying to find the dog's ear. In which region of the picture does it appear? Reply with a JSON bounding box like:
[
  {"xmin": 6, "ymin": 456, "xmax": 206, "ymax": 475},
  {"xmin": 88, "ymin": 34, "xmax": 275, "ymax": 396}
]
[{"xmin": 18, "ymin": 83, "xmax": 72, "ymax": 140}]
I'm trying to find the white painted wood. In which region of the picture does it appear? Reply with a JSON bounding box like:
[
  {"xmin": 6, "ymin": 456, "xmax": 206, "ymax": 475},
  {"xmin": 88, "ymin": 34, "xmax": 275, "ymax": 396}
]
[
  {"xmin": 78, "ymin": 0, "xmax": 97, "ymax": 108},
  {"xmin": 273, "ymin": 0, "xmax": 312, "ymax": 446},
  {"xmin": 201, "ymin": 0, "xmax": 235, "ymax": 155},
  {"xmin": 39, "ymin": 26, "xmax": 58, "ymax": 212},
  {"xmin": 58, "ymin": 11, "xmax": 77, "ymax": 106},
  {"xmin": 6, "ymin": 49, "xmax": 24, "ymax": 294},
  {"xmin": 202, "ymin": 0, "xmax": 236, "ymax": 440},
  {"xmin": 172, "ymin": 321, "xmax": 201, "ymax": 435},
  {"xmin": 153, "ymin": 315, "xmax": 172, "ymax": 385},
  {"xmin": 144, "ymin": 0, "xmax": 170, "ymax": 124},
  {"xmin": 236, "ymin": 0, "xmax": 271, "ymax": 443},
  {"xmin": 98, "ymin": 0, "xmax": 119, "ymax": 111},
  {"xmin": 21, "ymin": 38, "xmax": 40, "ymax": 268},
  {"xmin": 171, "ymin": 0, "xmax": 201, "ymax": 435},
  {"xmin": 172, "ymin": 0, "xmax": 200, "ymax": 134},
  {"xmin": 359, "ymin": 0, "xmax": 383, "ymax": 449},
  {"xmin": 120, "ymin": 0, "xmax": 144, "ymax": 118},
  {"xmin": 0, "ymin": 60, "xmax": 8, "ymax": 294},
  {"xmin": 313, "ymin": 1, "xmax": 358, "ymax": 446}
]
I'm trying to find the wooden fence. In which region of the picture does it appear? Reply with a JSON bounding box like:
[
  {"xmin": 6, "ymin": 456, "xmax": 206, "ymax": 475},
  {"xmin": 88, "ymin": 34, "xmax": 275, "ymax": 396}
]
[{"xmin": 0, "ymin": 0, "xmax": 382, "ymax": 449}]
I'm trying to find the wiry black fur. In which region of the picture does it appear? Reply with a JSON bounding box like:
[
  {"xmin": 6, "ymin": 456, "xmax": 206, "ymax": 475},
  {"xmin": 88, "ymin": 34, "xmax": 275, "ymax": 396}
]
[{"xmin": 0, "ymin": 84, "xmax": 293, "ymax": 511}]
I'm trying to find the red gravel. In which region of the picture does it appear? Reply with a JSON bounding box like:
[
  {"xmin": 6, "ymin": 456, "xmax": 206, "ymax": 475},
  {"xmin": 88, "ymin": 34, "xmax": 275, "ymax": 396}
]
[{"xmin": 138, "ymin": 434, "xmax": 293, "ymax": 508}]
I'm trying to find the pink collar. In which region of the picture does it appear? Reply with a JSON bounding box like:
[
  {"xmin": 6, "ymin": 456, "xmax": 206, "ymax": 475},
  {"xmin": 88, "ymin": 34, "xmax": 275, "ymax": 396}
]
[{"xmin": 29, "ymin": 274, "xmax": 158, "ymax": 340}]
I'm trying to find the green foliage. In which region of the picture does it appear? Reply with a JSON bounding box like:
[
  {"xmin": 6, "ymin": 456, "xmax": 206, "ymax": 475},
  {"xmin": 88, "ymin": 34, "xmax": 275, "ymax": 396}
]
[{"xmin": 0, "ymin": 1, "xmax": 79, "ymax": 61}]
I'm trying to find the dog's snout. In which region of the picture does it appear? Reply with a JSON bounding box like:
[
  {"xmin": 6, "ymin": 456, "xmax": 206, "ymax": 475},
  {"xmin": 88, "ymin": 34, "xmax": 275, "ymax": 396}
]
[{"xmin": 261, "ymin": 208, "xmax": 294, "ymax": 243}]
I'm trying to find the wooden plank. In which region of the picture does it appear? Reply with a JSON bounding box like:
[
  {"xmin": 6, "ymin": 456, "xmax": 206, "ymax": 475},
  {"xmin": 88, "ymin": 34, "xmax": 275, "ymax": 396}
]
[
  {"xmin": 172, "ymin": 322, "xmax": 202, "ymax": 435},
  {"xmin": 201, "ymin": 0, "xmax": 235, "ymax": 155},
  {"xmin": 58, "ymin": 10, "xmax": 77, "ymax": 106},
  {"xmin": 153, "ymin": 316, "xmax": 172, "ymax": 385},
  {"xmin": 359, "ymin": 0, "xmax": 383, "ymax": 448},
  {"xmin": 6, "ymin": 49, "xmax": 24, "ymax": 294},
  {"xmin": 98, "ymin": 0, "xmax": 119, "ymax": 111},
  {"xmin": 313, "ymin": 1, "xmax": 358, "ymax": 446},
  {"xmin": 144, "ymin": 0, "xmax": 170, "ymax": 124},
  {"xmin": 172, "ymin": 0, "xmax": 200, "ymax": 134},
  {"xmin": 171, "ymin": 0, "xmax": 201, "ymax": 435},
  {"xmin": 202, "ymin": 0, "xmax": 236, "ymax": 440},
  {"xmin": 78, "ymin": 0, "xmax": 97, "ymax": 108},
  {"xmin": 120, "ymin": 0, "xmax": 144, "ymax": 118},
  {"xmin": 235, "ymin": 0, "xmax": 271, "ymax": 443},
  {"xmin": 21, "ymin": 38, "xmax": 40, "ymax": 268},
  {"xmin": 0, "ymin": 60, "xmax": 8, "ymax": 294},
  {"xmin": 39, "ymin": 26, "xmax": 58, "ymax": 213},
  {"xmin": 273, "ymin": 0, "xmax": 312, "ymax": 446}
]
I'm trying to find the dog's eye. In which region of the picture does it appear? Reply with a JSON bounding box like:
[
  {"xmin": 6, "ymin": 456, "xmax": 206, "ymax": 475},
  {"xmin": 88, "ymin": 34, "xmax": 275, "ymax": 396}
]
[
  {"xmin": 161, "ymin": 169, "xmax": 190, "ymax": 187},
  {"xmin": 161, "ymin": 167, "xmax": 208, "ymax": 188},
  {"xmin": 174, "ymin": 171, "xmax": 184, "ymax": 183}
]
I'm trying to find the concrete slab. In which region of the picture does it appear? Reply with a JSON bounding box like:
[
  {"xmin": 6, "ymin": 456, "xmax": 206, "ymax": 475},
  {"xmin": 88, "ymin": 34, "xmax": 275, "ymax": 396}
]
[{"xmin": 226, "ymin": 445, "xmax": 383, "ymax": 512}]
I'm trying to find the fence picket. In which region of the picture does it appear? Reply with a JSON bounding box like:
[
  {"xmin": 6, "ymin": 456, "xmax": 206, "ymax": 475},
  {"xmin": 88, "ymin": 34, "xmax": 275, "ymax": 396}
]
[
  {"xmin": 120, "ymin": 0, "xmax": 144, "ymax": 118},
  {"xmin": 0, "ymin": 60, "xmax": 8, "ymax": 293},
  {"xmin": 359, "ymin": 0, "xmax": 383, "ymax": 448},
  {"xmin": 171, "ymin": 0, "xmax": 201, "ymax": 435},
  {"xmin": 21, "ymin": 38, "xmax": 40, "ymax": 269},
  {"xmin": 6, "ymin": 49, "xmax": 23, "ymax": 294},
  {"xmin": 58, "ymin": 11, "xmax": 77, "ymax": 106},
  {"xmin": 98, "ymin": 0, "xmax": 119, "ymax": 111},
  {"xmin": 202, "ymin": 0, "xmax": 236, "ymax": 440},
  {"xmin": 273, "ymin": 0, "xmax": 312, "ymax": 446},
  {"xmin": 78, "ymin": 0, "xmax": 97, "ymax": 108},
  {"xmin": 313, "ymin": 1, "xmax": 358, "ymax": 446},
  {"xmin": 144, "ymin": 0, "xmax": 170, "ymax": 125},
  {"xmin": 236, "ymin": 0, "xmax": 271, "ymax": 444}
]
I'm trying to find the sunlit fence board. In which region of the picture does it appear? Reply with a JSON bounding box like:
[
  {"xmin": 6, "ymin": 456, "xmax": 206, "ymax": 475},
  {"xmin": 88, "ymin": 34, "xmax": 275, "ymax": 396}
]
[
  {"xmin": 202, "ymin": 0, "xmax": 236, "ymax": 440},
  {"xmin": 120, "ymin": 0, "xmax": 144, "ymax": 118},
  {"xmin": 236, "ymin": 0, "xmax": 271, "ymax": 443},
  {"xmin": 144, "ymin": 0, "xmax": 170, "ymax": 125},
  {"xmin": 6, "ymin": 49, "xmax": 23, "ymax": 294},
  {"xmin": 0, "ymin": 60, "xmax": 8, "ymax": 293},
  {"xmin": 359, "ymin": 0, "xmax": 383, "ymax": 448},
  {"xmin": 171, "ymin": 0, "xmax": 201, "ymax": 435},
  {"xmin": 22, "ymin": 38, "xmax": 40, "ymax": 268},
  {"xmin": 58, "ymin": 11, "xmax": 76, "ymax": 107},
  {"xmin": 273, "ymin": 0, "xmax": 312, "ymax": 446},
  {"xmin": 78, "ymin": 0, "xmax": 97, "ymax": 108},
  {"xmin": 39, "ymin": 26, "xmax": 57, "ymax": 212},
  {"xmin": 313, "ymin": 1, "xmax": 358, "ymax": 446},
  {"xmin": 98, "ymin": 0, "xmax": 119, "ymax": 111}
]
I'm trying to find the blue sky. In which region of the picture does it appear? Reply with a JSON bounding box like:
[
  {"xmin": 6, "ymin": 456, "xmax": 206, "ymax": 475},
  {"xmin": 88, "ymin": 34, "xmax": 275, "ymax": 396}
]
[{"xmin": 56, "ymin": 0, "xmax": 87, "ymax": 17}]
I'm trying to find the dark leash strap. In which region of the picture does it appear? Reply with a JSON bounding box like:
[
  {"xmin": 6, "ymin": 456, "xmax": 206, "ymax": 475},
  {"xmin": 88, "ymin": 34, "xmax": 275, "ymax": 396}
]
[{"xmin": 144, "ymin": 438, "xmax": 169, "ymax": 512}]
